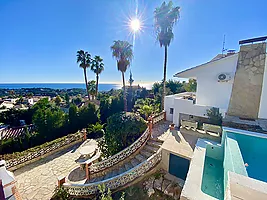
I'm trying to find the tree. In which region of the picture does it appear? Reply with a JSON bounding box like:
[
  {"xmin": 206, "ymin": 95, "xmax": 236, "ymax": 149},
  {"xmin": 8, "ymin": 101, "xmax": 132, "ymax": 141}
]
[
  {"xmin": 139, "ymin": 105, "xmax": 153, "ymax": 119},
  {"xmin": 87, "ymin": 80, "xmax": 96, "ymax": 100},
  {"xmin": 184, "ymin": 79, "xmax": 197, "ymax": 92},
  {"xmin": 64, "ymin": 93, "xmax": 70, "ymax": 106},
  {"xmin": 99, "ymin": 95, "xmax": 124, "ymax": 123},
  {"xmin": 133, "ymin": 98, "xmax": 160, "ymax": 119},
  {"xmin": 54, "ymin": 95, "xmax": 62, "ymax": 106},
  {"xmin": 98, "ymin": 112, "xmax": 147, "ymax": 157},
  {"xmin": 111, "ymin": 40, "xmax": 133, "ymax": 112},
  {"xmin": 27, "ymin": 92, "xmax": 34, "ymax": 98},
  {"xmin": 77, "ymin": 103, "xmax": 98, "ymax": 130},
  {"xmin": 206, "ymin": 107, "xmax": 222, "ymax": 126},
  {"xmin": 154, "ymin": 1, "xmax": 180, "ymax": 110},
  {"xmin": 77, "ymin": 50, "xmax": 92, "ymax": 100},
  {"xmin": 91, "ymin": 55, "xmax": 104, "ymax": 96},
  {"xmin": 139, "ymin": 88, "xmax": 149, "ymax": 99},
  {"xmin": 68, "ymin": 103, "xmax": 78, "ymax": 132}
]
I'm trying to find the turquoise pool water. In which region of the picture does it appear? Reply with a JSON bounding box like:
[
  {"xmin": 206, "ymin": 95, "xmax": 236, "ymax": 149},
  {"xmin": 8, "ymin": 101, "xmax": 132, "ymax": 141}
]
[
  {"xmin": 201, "ymin": 128, "xmax": 267, "ymax": 199},
  {"xmin": 201, "ymin": 156, "xmax": 224, "ymax": 200},
  {"xmin": 234, "ymin": 132, "xmax": 267, "ymax": 182}
]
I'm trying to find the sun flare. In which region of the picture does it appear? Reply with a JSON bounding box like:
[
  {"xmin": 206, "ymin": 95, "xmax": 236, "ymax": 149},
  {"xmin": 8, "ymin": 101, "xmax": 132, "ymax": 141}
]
[{"xmin": 130, "ymin": 18, "xmax": 141, "ymax": 32}]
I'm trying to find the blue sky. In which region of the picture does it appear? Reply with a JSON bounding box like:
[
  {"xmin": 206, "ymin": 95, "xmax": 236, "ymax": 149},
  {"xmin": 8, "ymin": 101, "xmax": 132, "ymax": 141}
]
[{"xmin": 0, "ymin": 0, "xmax": 267, "ymax": 84}]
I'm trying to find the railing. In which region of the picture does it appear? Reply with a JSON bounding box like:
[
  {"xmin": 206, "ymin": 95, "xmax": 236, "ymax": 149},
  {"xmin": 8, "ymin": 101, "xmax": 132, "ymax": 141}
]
[
  {"xmin": 64, "ymin": 149, "xmax": 162, "ymax": 196},
  {"xmin": 151, "ymin": 112, "xmax": 166, "ymax": 125},
  {"xmin": 90, "ymin": 128, "xmax": 150, "ymax": 174}
]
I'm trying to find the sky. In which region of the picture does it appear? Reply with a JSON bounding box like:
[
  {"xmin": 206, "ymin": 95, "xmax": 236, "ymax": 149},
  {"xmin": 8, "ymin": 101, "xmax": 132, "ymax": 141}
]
[{"xmin": 0, "ymin": 0, "xmax": 267, "ymax": 84}]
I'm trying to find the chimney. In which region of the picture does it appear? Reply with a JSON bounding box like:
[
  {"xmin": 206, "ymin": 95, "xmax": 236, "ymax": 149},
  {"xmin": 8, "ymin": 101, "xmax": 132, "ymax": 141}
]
[
  {"xmin": 227, "ymin": 36, "xmax": 267, "ymax": 119},
  {"xmin": 226, "ymin": 49, "xmax": 235, "ymax": 56}
]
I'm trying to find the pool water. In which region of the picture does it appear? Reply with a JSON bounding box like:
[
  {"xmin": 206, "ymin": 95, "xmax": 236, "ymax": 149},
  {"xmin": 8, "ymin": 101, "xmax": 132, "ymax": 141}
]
[
  {"xmin": 201, "ymin": 156, "xmax": 224, "ymax": 200},
  {"xmin": 234, "ymin": 132, "xmax": 267, "ymax": 182},
  {"xmin": 201, "ymin": 129, "xmax": 267, "ymax": 199}
]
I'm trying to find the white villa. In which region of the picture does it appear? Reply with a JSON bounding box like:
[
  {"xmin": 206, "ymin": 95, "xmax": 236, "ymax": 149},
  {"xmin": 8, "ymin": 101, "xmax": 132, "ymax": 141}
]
[
  {"xmin": 164, "ymin": 36, "xmax": 267, "ymax": 200},
  {"xmin": 165, "ymin": 36, "xmax": 267, "ymax": 128}
]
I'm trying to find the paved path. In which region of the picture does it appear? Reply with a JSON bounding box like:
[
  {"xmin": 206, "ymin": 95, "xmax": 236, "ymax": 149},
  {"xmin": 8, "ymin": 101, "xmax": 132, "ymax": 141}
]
[{"xmin": 14, "ymin": 143, "xmax": 84, "ymax": 200}]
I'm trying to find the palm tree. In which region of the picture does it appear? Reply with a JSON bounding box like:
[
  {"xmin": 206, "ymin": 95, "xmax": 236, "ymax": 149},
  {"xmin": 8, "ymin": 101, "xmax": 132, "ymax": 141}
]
[
  {"xmin": 91, "ymin": 56, "xmax": 104, "ymax": 96},
  {"xmin": 87, "ymin": 80, "xmax": 96, "ymax": 100},
  {"xmin": 154, "ymin": 1, "xmax": 180, "ymax": 110},
  {"xmin": 76, "ymin": 50, "xmax": 91, "ymax": 100},
  {"xmin": 111, "ymin": 40, "xmax": 133, "ymax": 112}
]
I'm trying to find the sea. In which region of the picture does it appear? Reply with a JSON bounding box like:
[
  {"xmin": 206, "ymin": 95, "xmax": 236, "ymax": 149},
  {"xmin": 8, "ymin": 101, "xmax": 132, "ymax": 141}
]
[{"xmin": 0, "ymin": 83, "xmax": 152, "ymax": 91}]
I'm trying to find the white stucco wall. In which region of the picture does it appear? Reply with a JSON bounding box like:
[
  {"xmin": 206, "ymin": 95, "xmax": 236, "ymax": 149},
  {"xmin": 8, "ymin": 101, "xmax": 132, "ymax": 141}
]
[
  {"xmin": 165, "ymin": 54, "xmax": 237, "ymax": 125},
  {"xmin": 172, "ymin": 98, "xmax": 210, "ymax": 126},
  {"xmin": 195, "ymin": 54, "xmax": 238, "ymax": 110},
  {"xmin": 258, "ymin": 56, "xmax": 267, "ymax": 119},
  {"xmin": 164, "ymin": 95, "xmax": 175, "ymax": 122}
]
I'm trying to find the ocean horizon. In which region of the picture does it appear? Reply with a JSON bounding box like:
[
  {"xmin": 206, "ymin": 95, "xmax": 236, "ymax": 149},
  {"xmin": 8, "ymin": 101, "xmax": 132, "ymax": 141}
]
[{"xmin": 0, "ymin": 83, "xmax": 153, "ymax": 91}]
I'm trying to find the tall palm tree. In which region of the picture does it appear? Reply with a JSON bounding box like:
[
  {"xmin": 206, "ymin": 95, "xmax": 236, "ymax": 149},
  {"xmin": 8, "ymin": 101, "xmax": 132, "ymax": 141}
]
[
  {"xmin": 91, "ymin": 56, "xmax": 104, "ymax": 96},
  {"xmin": 154, "ymin": 1, "xmax": 180, "ymax": 110},
  {"xmin": 77, "ymin": 50, "xmax": 91, "ymax": 100},
  {"xmin": 111, "ymin": 40, "xmax": 133, "ymax": 112}
]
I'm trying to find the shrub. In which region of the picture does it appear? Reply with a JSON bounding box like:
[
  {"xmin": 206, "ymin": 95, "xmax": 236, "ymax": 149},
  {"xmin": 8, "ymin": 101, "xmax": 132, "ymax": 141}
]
[
  {"xmin": 87, "ymin": 123, "xmax": 105, "ymax": 139},
  {"xmin": 51, "ymin": 186, "xmax": 70, "ymax": 200},
  {"xmin": 206, "ymin": 107, "xmax": 222, "ymax": 126},
  {"xmin": 98, "ymin": 112, "xmax": 147, "ymax": 157}
]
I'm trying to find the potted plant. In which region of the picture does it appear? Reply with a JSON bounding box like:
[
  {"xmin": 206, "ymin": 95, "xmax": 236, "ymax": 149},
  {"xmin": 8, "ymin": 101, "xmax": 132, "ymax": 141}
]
[{"xmin": 170, "ymin": 123, "xmax": 175, "ymax": 130}]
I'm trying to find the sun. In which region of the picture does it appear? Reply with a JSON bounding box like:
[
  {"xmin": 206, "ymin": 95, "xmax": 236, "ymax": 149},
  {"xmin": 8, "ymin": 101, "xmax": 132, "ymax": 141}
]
[{"xmin": 130, "ymin": 18, "xmax": 141, "ymax": 32}]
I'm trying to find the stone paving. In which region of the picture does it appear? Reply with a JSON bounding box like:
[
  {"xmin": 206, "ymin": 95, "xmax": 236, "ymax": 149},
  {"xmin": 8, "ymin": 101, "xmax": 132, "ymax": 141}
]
[{"xmin": 14, "ymin": 142, "xmax": 84, "ymax": 200}]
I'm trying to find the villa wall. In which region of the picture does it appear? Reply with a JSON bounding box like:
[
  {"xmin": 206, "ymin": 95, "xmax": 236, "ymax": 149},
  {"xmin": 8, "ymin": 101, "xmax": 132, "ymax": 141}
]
[
  {"xmin": 228, "ymin": 42, "xmax": 266, "ymax": 119},
  {"xmin": 195, "ymin": 54, "xmax": 238, "ymax": 110}
]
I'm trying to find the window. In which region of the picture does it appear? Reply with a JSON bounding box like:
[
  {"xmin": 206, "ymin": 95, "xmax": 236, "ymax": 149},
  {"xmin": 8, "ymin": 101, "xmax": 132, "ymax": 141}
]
[{"xmin": 170, "ymin": 108, "xmax": 174, "ymax": 114}]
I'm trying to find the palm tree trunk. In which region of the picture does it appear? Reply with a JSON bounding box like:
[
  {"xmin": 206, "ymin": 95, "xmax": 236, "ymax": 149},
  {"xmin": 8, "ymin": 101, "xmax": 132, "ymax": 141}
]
[
  {"xmin": 96, "ymin": 74, "xmax": 99, "ymax": 96},
  {"xmin": 162, "ymin": 45, "xmax": 168, "ymax": 111},
  {"xmin": 122, "ymin": 72, "xmax": 127, "ymax": 112},
  {"xmin": 83, "ymin": 68, "xmax": 90, "ymax": 100}
]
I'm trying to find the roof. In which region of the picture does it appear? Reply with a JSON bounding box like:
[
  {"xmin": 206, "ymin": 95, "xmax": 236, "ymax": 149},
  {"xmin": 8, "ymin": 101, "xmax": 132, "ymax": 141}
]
[{"xmin": 174, "ymin": 53, "xmax": 237, "ymax": 78}]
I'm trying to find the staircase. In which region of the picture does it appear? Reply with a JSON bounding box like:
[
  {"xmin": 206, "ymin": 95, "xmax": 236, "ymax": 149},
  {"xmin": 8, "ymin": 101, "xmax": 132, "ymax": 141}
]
[
  {"xmin": 86, "ymin": 138, "xmax": 163, "ymax": 183},
  {"xmin": 64, "ymin": 112, "xmax": 168, "ymax": 196}
]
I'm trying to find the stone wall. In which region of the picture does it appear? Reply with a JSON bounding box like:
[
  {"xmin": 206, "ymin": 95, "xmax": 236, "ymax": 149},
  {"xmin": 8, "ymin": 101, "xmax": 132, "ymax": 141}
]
[{"xmin": 227, "ymin": 42, "xmax": 266, "ymax": 119}]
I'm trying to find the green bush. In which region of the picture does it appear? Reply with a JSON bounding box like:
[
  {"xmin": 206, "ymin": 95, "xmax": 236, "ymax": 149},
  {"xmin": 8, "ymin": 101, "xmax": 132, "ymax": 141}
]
[
  {"xmin": 87, "ymin": 123, "xmax": 105, "ymax": 139},
  {"xmin": 98, "ymin": 112, "xmax": 147, "ymax": 157},
  {"xmin": 51, "ymin": 186, "xmax": 70, "ymax": 200},
  {"xmin": 0, "ymin": 132, "xmax": 81, "ymax": 161},
  {"xmin": 206, "ymin": 107, "xmax": 222, "ymax": 126}
]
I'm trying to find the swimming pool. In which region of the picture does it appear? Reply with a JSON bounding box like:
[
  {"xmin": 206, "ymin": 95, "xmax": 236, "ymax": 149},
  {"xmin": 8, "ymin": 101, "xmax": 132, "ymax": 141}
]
[
  {"xmin": 201, "ymin": 145, "xmax": 224, "ymax": 200},
  {"xmin": 234, "ymin": 131, "xmax": 267, "ymax": 182},
  {"xmin": 201, "ymin": 127, "xmax": 267, "ymax": 199}
]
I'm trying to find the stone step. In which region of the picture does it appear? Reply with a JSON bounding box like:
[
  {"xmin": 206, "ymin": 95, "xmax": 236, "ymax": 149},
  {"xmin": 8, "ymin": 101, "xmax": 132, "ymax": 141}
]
[
  {"xmin": 104, "ymin": 172, "xmax": 112, "ymax": 180},
  {"xmin": 118, "ymin": 165, "xmax": 126, "ymax": 174},
  {"xmin": 124, "ymin": 162, "xmax": 134, "ymax": 171},
  {"xmin": 147, "ymin": 140, "xmax": 163, "ymax": 148},
  {"xmin": 130, "ymin": 158, "xmax": 140, "ymax": 167},
  {"xmin": 144, "ymin": 145, "xmax": 159, "ymax": 153},
  {"xmin": 140, "ymin": 149, "xmax": 153, "ymax": 158},
  {"xmin": 135, "ymin": 154, "xmax": 146, "ymax": 162},
  {"xmin": 89, "ymin": 176, "xmax": 104, "ymax": 183},
  {"xmin": 149, "ymin": 137, "xmax": 165, "ymax": 143}
]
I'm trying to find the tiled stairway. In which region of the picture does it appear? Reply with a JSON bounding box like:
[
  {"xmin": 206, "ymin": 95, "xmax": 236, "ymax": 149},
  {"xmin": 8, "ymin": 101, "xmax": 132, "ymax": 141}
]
[{"xmin": 87, "ymin": 138, "xmax": 163, "ymax": 183}]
